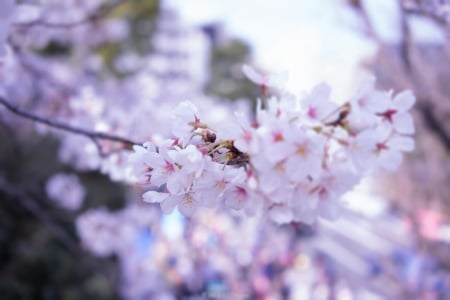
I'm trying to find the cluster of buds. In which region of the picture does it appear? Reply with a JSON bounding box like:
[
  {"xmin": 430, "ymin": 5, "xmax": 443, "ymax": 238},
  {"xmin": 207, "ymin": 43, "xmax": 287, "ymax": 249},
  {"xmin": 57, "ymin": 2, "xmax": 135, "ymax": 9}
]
[{"xmin": 129, "ymin": 74, "xmax": 415, "ymax": 224}]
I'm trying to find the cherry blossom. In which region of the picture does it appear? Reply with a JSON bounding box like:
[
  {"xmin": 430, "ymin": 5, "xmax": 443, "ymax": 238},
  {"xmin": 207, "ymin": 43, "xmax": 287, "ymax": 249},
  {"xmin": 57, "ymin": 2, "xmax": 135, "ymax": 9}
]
[
  {"xmin": 301, "ymin": 83, "xmax": 338, "ymax": 124},
  {"xmin": 0, "ymin": 0, "xmax": 416, "ymax": 225},
  {"xmin": 373, "ymin": 124, "xmax": 415, "ymax": 171},
  {"xmin": 129, "ymin": 75, "xmax": 416, "ymax": 224},
  {"xmin": 378, "ymin": 90, "xmax": 416, "ymax": 134},
  {"xmin": 347, "ymin": 76, "xmax": 386, "ymax": 132}
]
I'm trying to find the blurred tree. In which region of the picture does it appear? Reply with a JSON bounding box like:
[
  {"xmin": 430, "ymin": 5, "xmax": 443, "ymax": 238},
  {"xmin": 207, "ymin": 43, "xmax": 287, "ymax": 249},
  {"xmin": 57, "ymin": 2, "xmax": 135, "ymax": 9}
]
[
  {"xmin": 0, "ymin": 1, "xmax": 161, "ymax": 298},
  {"xmin": 95, "ymin": 0, "xmax": 160, "ymax": 74},
  {"xmin": 348, "ymin": 0, "xmax": 450, "ymax": 266},
  {"xmin": 203, "ymin": 27, "xmax": 260, "ymax": 100},
  {"xmin": 0, "ymin": 132, "xmax": 125, "ymax": 299}
]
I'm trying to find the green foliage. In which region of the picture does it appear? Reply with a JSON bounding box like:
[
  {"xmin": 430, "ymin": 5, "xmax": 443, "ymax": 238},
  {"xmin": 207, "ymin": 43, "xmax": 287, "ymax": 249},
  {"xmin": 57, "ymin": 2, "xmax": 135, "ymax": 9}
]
[
  {"xmin": 206, "ymin": 38, "xmax": 260, "ymax": 100},
  {"xmin": 95, "ymin": 0, "xmax": 160, "ymax": 75}
]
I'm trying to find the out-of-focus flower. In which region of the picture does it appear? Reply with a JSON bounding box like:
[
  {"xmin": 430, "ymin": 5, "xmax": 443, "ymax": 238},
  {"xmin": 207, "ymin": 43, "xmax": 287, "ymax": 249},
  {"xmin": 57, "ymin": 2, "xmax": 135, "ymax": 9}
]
[
  {"xmin": 0, "ymin": 0, "xmax": 15, "ymax": 57},
  {"xmin": 46, "ymin": 173, "xmax": 85, "ymax": 211},
  {"xmin": 76, "ymin": 209, "xmax": 117, "ymax": 257},
  {"xmin": 14, "ymin": 4, "xmax": 41, "ymax": 23},
  {"xmin": 242, "ymin": 64, "xmax": 288, "ymax": 90}
]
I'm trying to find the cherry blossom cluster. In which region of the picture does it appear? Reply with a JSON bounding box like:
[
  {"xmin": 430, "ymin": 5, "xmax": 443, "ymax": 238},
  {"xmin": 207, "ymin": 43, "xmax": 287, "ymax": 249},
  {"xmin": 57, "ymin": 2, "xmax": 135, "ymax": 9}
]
[
  {"xmin": 0, "ymin": 0, "xmax": 416, "ymax": 226},
  {"xmin": 129, "ymin": 75, "xmax": 415, "ymax": 224}
]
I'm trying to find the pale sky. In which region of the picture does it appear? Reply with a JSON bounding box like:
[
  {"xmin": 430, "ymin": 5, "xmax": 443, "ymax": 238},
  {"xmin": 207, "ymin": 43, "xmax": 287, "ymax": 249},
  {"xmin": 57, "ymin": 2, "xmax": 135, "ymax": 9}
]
[
  {"xmin": 164, "ymin": 0, "xmax": 445, "ymax": 100},
  {"xmin": 164, "ymin": 0, "xmax": 377, "ymax": 100}
]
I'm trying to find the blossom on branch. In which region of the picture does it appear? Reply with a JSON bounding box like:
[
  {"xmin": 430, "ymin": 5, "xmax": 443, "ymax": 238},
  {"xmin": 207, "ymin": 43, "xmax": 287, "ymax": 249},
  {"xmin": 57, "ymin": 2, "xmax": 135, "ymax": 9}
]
[{"xmin": 129, "ymin": 76, "xmax": 416, "ymax": 224}]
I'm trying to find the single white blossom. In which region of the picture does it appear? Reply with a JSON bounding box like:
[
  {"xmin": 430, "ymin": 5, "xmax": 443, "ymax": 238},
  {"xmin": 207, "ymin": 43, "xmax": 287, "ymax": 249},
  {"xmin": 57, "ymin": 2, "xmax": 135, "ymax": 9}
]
[{"xmin": 46, "ymin": 173, "xmax": 85, "ymax": 211}]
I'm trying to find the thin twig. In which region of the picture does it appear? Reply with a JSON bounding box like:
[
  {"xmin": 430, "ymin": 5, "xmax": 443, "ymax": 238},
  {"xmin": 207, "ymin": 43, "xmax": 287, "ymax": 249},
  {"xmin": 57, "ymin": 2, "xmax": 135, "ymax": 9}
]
[
  {"xmin": 399, "ymin": 2, "xmax": 414, "ymax": 71},
  {"xmin": 348, "ymin": 0, "xmax": 383, "ymax": 43},
  {"xmin": 0, "ymin": 97, "xmax": 139, "ymax": 146}
]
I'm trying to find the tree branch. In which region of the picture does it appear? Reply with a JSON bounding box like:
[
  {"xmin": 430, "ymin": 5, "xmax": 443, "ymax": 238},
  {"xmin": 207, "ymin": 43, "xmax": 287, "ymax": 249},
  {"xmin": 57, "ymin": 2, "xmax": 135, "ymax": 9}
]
[
  {"xmin": 417, "ymin": 102, "xmax": 450, "ymax": 150},
  {"xmin": 402, "ymin": 6, "xmax": 450, "ymax": 36},
  {"xmin": 348, "ymin": 0, "xmax": 383, "ymax": 43},
  {"xmin": 0, "ymin": 97, "xmax": 139, "ymax": 147}
]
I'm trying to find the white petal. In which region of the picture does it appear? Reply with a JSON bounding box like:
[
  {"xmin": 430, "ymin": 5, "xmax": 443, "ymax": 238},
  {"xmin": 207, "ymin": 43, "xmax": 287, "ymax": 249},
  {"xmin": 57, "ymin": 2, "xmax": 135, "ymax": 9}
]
[
  {"xmin": 392, "ymin": 112, "xmax": 415, "ymax": 134},
  {"xmin": 224, "ymin": 188, "xmax": 247, "ymax": 210},
  {"xmin": 351, "ymin": 150, "xmax": 375, "ymax": 172},
  {"xmin": 160, "ymin": 195, "xmax": 180, "ymax": 213},
  {"xmin": 14, "ymin": 4, "xmax": 41, "ymax": 23},
  {"xmin": 318, "ymin": 202, "xmax": 341, "ymax": 221},
  {"xmin": 178, "ymin": 195, "xmax": 198, "ymax": 217},
  {"xmin": 394, "ymin": 90, "xmax": 415, "ymax": 111},
  {"xmin": 367, "ymin": 91, "xmax": 390, "ymax": 112},
  {"xmin": 242, "ymin": 65, "xmax": 264, "ymax": 85},
  {"xmin": 265, "ymin": 142, "xmax": 294, "ymax": 164},
  {"xmin": 285, "ymin": 158, "xmax": 308, "ymax": 181},
  {"xmin": 167, "ymin": 173, "xmax": 190, "ymax": 194},
  {"xmin": 379, "ymin": 150, "xmax": 403, "ymax": 171},
  {"xmin": 198, "ymin": 186, "xmax": 221, "ymax": 208},
  {"xmin": 269, "ymin": 205, "xmax": 294, "ymax": 224},
  {"xmin": 258, "ymin": 173, "xmax": 282, "ymax": 194},
  {"xmin": 389, "ymin": 135, "xmax": 415, "ymax": 152},
  {"xmin": 142, "ymin": 191, "xmax": 169, "ymax": 203}
]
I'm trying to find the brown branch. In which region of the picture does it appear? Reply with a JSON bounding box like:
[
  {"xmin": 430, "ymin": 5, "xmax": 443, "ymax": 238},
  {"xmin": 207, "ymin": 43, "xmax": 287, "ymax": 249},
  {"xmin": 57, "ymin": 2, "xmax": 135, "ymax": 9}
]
[
  {"xmin": 0, "ymin": 96, "xmax": 139, "ymax": 147},
  {"xmin": 14, "ymin": 0, "xmax": 127, "ymax": 29},
  {"xmin": 403, "ymin": 6, "xmax": 450, "ymax": 36},
  {"xmin": 399, "ymin": 2, "xmax": 414, "ymax": 71},
  {"xmin": 348, "ymin": 0, "xmax": 383, "ymax": 43},
  {"xmin": 417, "ymin": 102, "xmax": 450, "ymax": 150}
]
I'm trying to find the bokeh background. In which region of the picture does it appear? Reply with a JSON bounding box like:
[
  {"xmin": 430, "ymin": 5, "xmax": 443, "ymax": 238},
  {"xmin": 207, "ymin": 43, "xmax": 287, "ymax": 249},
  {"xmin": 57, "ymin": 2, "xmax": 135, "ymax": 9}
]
[{"xmin": 1, "ymin": 0, "xmax": 450, "ymax": 299}]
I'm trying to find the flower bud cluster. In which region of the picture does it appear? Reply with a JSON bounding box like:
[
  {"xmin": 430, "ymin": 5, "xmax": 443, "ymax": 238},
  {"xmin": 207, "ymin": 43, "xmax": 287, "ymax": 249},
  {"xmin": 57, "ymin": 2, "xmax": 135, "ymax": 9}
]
[{"xmin": 130, "ymin": 76, "xmax": 415, "ymax": 224}]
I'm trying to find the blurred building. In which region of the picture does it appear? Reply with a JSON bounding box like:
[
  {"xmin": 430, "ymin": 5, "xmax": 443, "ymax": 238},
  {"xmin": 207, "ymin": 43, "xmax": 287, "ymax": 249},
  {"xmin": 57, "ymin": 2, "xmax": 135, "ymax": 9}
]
[{"xmin": 149, "ymin": 8, "xmax": 210, "ymax": 100}]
